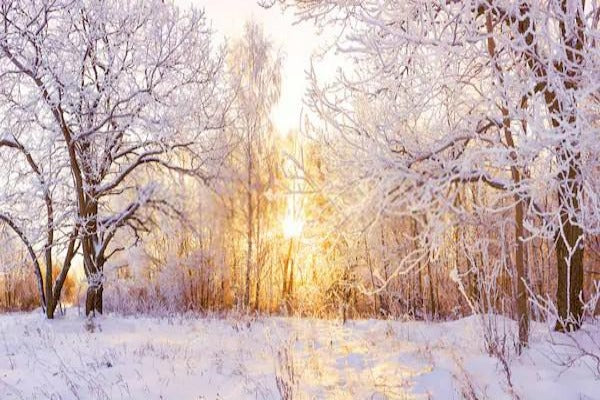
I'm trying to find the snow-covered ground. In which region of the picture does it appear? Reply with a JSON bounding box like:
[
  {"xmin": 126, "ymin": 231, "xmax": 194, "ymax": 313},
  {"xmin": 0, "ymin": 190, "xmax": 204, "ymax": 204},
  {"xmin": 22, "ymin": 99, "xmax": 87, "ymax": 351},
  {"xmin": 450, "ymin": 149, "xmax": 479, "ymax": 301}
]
[{"xmin": 0, "ymin": 311, "xmax": 598, "ymax": 399}]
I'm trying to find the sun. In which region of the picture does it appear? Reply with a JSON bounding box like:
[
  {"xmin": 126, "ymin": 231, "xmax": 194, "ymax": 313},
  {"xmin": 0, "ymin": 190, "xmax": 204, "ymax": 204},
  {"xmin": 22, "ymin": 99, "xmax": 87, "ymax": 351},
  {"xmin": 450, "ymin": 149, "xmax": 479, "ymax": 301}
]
[{"xmin": 283, "ymin": 212, "xmax": 304, "ymax": 239}]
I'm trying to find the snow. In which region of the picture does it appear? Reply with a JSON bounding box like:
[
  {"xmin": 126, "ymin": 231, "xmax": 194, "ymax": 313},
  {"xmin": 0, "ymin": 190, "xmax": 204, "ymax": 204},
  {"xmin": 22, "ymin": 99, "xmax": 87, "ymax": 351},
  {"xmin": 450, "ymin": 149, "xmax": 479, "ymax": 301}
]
[{"xmin": 0, "ymin": 312, "xmax": 598, "ymax": 399}]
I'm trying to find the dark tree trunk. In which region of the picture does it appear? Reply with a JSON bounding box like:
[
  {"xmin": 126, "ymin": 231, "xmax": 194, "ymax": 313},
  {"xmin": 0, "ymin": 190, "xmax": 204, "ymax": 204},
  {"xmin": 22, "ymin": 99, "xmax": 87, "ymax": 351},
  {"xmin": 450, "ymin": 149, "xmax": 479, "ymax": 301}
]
[
  {"xmin": 555, "ymin": 165, "xmax": 584, "ymax": 331},
  {"xmin": 508, "ymin": 0, "xmax": 586, "ymax": 333},
  {"xmin": 85, "ymin": 284, "xmax": 103, "ymax": 316},
  {"xmin": 82, "ymin": 195, "xmax": 105, "ymax": 317},
  {"xmin": 514, "ymin": 198, "xmax": 529, "ymax": 348},
  {"xmin": 46, "ymin": 295, "xmax": 56, "ymax": 319}
]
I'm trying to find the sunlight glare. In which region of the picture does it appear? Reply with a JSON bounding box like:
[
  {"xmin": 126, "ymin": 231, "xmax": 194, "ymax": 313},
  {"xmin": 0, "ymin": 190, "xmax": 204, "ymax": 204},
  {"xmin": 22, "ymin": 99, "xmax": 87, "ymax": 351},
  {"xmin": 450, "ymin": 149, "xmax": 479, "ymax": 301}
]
[{"xmin": 283, "ymin": 212, "xmax": 304, "ymax": 239}]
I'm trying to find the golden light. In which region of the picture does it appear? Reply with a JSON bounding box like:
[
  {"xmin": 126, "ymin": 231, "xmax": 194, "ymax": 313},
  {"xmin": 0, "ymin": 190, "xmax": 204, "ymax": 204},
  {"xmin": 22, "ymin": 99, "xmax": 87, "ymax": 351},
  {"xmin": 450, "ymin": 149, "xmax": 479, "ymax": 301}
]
[
  {"xmin": 283, "ymin": 212, "xmax": 304, "ymax": 239},
  {"xmin": 281, "ymin": 137, "xmax": 305, "ymax": 239}
]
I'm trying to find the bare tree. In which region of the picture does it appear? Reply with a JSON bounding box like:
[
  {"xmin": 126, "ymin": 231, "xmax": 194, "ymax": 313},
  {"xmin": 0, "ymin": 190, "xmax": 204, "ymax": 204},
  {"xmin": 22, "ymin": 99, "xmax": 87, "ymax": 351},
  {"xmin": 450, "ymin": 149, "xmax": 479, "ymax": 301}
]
[
  {"xmin": 0, "ymin": 0, "xmax": 225, "ymax": 317},
  {"xmin": 222, "ymin": 20, "xmax": 282, "ymax": 310},
  {"xmin": 0, "ymin": 126, "xmax": 77, "ymax": 318},
  {"xmin": 270, "ymin": 0, "xmax": 600, "ymax": 347}
]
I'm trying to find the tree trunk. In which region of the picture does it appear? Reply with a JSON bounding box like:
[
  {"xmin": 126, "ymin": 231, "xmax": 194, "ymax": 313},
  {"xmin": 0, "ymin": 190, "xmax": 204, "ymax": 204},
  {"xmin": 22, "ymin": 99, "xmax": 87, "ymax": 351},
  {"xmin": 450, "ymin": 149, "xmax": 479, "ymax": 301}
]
[
  {"xmin": 244, "ymin": 166, "xmax": 253, "ymax": 309},
  {"xmin": 555, "ymin": 163, "xmax": 584, "ymax": 331},
  {"xmin": 484, "ymin": 9, "xmax": 530, "ymax": 348},
  {"xmin": 81, "ymin": 195, "xmax": 105, "ymax": 317},
  {"xmin": 511, "ymin": 0, "xmax": 586, "ymax": 333},
  {"xmin": 282, "ymin": 238, "xmax": 293, "ymax": 299},
  {"xmin": 85, "ymin": 284, "xmax": 103, "ymax": 316},
  {"xmin": 46, "ymin": 294, "xmax": 56, "ymax": 319},
  {"xmin": 254, "ymin": 267, "xmax": 261, "ymax": 311},
  {"xmin": 514, "ymin": 198, "xmax": 529, "ymax": 348}
]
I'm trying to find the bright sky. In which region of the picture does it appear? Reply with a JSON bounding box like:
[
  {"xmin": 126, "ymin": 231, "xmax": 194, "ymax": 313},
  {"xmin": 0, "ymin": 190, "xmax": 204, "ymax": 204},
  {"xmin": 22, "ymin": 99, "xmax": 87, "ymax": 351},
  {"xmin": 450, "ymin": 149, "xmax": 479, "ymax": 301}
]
[{"xmin": 177, "ymin": 0, "xmax": 323, "ymax": 134}]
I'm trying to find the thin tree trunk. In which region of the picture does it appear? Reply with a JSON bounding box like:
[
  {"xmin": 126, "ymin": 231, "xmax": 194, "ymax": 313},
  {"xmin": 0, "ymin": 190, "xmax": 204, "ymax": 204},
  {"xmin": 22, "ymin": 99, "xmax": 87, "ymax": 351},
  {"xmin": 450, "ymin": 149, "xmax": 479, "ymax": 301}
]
[
  {"xmin": 555, "ymin": 169, "xmax": 584, "ymax": 330},
  {"xmin": 514, "ymin": 199, "xmax": 529, "ymax": 348},
  {"xmin": 485, "ymin": 12, "xmax": 529, "ymax": 348},
  {"xmin": 244, "ymin": 150, "xmax": 253, "ymax": 309}
]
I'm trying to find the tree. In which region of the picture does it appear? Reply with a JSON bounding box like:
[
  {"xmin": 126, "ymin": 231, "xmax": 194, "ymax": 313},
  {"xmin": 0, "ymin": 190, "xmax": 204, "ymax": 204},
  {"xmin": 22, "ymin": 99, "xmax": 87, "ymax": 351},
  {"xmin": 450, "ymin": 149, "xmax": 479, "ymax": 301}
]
[
  {"xmin": 222, "ymin": 20, "xmax": 282, "ymax": 310},
  {"xmin": 271, "ymin": 0, "xmax": 600, "ymax": 345},
  {"xmin": 0, "ymin": 125, "xmax": 77, "ymax": 318},
  {"xmin": 0, "ymin": 0, "xmax": 225, "ymax": 317}
]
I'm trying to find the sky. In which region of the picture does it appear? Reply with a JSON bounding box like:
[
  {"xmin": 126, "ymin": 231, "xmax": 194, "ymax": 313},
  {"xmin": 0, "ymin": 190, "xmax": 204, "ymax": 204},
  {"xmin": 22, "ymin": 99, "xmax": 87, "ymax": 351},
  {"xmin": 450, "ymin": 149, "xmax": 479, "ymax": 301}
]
[{"xmin": 177, "ymin": 0, "xmax": 324, "ymax": 134}]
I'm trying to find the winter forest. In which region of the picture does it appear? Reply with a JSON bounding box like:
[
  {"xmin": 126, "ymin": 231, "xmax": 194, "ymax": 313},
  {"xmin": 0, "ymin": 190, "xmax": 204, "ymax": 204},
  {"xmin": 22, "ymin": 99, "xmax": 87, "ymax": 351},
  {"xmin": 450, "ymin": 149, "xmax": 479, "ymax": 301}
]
[{"xmin": 0, "ymin": 0, "xmax": 599, "ymax": 399}]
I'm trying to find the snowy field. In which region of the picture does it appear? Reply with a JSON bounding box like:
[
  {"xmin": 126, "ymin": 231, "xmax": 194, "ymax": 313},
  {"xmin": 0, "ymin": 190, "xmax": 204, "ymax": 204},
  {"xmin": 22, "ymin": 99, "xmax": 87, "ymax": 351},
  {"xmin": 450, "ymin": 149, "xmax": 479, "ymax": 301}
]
[{"xmin": 0, "ymin": 311, "xmax": 598, "ymax": 400}]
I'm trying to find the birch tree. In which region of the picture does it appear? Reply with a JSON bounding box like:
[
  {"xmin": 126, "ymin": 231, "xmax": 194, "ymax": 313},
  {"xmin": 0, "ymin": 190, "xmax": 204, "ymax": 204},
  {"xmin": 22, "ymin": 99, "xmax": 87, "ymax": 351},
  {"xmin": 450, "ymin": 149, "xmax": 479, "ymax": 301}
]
[{"xmin": 223, "ymin": 21, "xmax": 282, "ymax": 309}]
